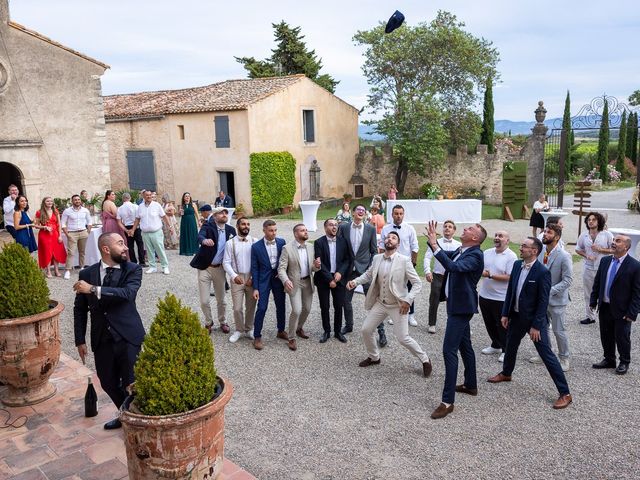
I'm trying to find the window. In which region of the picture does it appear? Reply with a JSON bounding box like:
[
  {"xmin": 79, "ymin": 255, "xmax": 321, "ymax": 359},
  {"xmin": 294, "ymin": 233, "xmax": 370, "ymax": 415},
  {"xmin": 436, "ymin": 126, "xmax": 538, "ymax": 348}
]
[
  {"xmin": 302, "ymin": 109, "xmax": 315, "ymax": 143},
  {"xmin": 126, "ymin": 150, "xmax": 157, "ymax": 191},
  {"xmin": 178, "ymin": 125, "xmax": 185, "ymax": 140},
  {"xmin": 354, "ymin": 185, "xmax": 364, "ymax": 198},
  {"xmin": 214, "ymin": 116, "xmax": 230, "ymax": 148}
]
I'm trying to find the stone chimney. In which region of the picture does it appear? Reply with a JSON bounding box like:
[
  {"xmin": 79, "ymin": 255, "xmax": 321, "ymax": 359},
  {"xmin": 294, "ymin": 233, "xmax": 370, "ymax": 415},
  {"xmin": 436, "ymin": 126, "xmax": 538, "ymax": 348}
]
[{"xmin": 0, "ymin": 0, "xmax": 9, "ymax": 24}]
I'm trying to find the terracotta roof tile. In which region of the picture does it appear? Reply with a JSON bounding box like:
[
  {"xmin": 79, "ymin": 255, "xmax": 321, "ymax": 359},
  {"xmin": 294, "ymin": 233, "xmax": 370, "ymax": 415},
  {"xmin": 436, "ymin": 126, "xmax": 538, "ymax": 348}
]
[{"xmin": 103, "ymin": 75, "xmax": 305, "ymax": 119}]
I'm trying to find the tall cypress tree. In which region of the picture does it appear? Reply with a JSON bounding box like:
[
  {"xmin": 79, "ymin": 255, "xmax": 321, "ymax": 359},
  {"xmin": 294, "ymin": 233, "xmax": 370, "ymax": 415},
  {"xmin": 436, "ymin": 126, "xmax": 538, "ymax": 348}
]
[
  {"xmin": 561, "ymin": 91, "xmax": 573, "ymax": 173},
  {"xmin": 596, "ymin": 99, "xmax": 610, "ymax": 182},
  {"xmin": 626, "ymin": 112, "xmax": 635, "ymax": 159},
  {"xmin": 480, "ymin": 76, "xmax": 495, "ymax": 153},
  {"xmin": 631, "ymin": 113, "xmax": 639, "ymax": 166},
  {"xmin": 616, "ymin": 111, "xmax": 627, "ymax": 175}
]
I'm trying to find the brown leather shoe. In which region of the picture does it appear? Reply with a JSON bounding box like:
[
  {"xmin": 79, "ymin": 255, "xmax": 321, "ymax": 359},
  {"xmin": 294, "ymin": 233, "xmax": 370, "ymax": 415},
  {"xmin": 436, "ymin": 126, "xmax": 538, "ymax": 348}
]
[
  {"xmin": 358, "ymin": 357, "xmax": 381, "ymax": 367},
  {"xmin": 487, "ymin": 373, "xmax": 512, "ymax": 383},
  {"xmin": 431, "ymin": 403, "xmax": 454, "ymax": 419},
  {"xmin": 276, "ymin": 331, "xmax": 289, "ymax": 341},
  {"xmin": 288, "ymin": 339, "xmax": 297, "ymax": 351},
  {"xmin": 455, "ymin": 384, "xmax": 478, "ymax": 396},
  {"xmin": 253, "ymin": 338, "xmax": 264, "ymax": 350},
  {"xmin": 296, "ymin": 328, "xmax": 310, "ymax": 339},
  {"xmin": 220, "ymin": 323, "xmax": 230, "ymax": 334},
  {"xmin": 422, "ymin": 360, "xmax": 432, "ymax": 378},
  {"xmin": 552, "ymin": 393, "xmax": 572, "ymax": 409}
]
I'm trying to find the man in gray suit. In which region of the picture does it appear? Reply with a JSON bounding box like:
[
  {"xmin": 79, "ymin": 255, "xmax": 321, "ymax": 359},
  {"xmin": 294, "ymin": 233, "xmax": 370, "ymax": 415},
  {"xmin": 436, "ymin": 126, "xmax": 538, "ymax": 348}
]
[
  {"xmin": 339, "ymin": 204, "xmax": 387, "ymax": 346},
  {"xmin": 532, "ymin": 223, "xmax": 573, "ymax": 371}
]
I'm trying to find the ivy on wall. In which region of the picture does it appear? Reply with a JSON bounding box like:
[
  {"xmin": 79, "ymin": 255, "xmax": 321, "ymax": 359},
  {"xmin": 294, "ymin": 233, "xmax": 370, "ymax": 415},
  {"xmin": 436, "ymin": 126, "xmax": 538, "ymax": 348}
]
[{"xmin": 250, "ymin": 151, "xmax": 296, "ymax": 214}]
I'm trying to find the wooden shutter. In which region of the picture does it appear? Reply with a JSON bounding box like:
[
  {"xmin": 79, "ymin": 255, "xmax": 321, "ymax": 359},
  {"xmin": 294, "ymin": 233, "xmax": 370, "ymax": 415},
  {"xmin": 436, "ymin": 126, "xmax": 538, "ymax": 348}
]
[
  {"xmin": 214, "ymin": 116, "xmax": 230, "ymax": 148},
  {"xmin": 126, "ymin": 150, "xmax": 157, "ymax": 191}
]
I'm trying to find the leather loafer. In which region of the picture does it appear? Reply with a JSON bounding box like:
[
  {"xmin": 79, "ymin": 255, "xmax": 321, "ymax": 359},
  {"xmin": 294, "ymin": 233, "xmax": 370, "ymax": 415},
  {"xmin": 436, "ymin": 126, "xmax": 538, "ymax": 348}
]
[
  {"xmin": 378, "ymin": 332, "xmax": 388, "ymax": 348},
  {"xmin": 580, "ymin": 318, "xmax": 596, "ymax": 325},
  {"xmin": 487, "ymin": 373, "xmax": 512, "ymax": 383},
  {"xmin": 430, "ymin": 403, "xmax": 454, "ymax": 419},
  {"xmin": 288, "ymin": 339, "xmax": 297, "ymax": 351},
  {"xmin": 358, "ymin": 357, "xmax": 381, "ymax": 367},
  {"xmin": 296, "ymin": 328, "xmax": 310, "ymax": 339},
  {"xmin": 104, "ymin": 418, "xmax": 122, "ymax": 430},
  {"xmin": 220, "ymin": 323, "xmax": 230, "ymax": 334},
  {"xmin": 616, "ymin": 363, "xmax": 629, "ymax": 375},
  {"xmin": 422, "ymin": 360, "xmax": 432, "ymax": 378},
  {"xmin": 335, "ymin": 332, "xmax": 347, "ymax": 343},
  {"xmin": 319, "ymin": 332, "xmax": 330, "ymax": 343},
  {"xmin": 592, "ymin": 359, "xmax": 616, "ymax": 369},
  {"xmin": 276, "ymin": 331, "xmax": 289, "ymax": 341},
  {"xmin": 455, "ymin": 384, "xmax": 478, "ymax": 396},
  {"xmin": 253, "ymin": 338, "xmax": 264, "ymax": 350},
  {"xmin": 341, "ymin": 326, "xmax": 353, "ymax": 334},
  {"xmin": 552, "ymin": 393, "xmax": 572, "ymax": 409}
]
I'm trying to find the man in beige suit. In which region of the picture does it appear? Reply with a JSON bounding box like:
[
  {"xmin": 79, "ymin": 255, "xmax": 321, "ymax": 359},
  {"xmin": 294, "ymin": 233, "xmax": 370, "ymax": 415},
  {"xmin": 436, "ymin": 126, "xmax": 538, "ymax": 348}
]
[
  {"xmin": 348, "ymin": 231, "xmax": 432, "ymax": 376},
  {"xmin": 278, "ymin": 224, "xmax": 321, "ymax": 351}
]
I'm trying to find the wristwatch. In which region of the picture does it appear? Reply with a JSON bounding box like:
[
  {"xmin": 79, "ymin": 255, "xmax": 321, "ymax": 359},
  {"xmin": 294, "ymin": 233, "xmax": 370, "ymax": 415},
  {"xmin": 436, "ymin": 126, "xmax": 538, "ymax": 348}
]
[
  {"xmin": 488, "ymin": 272, "xmax": 492, "ymax": 279},
  {"xmin": 90, "ymin": 286, "xmax": 97, "ymax": 295}
]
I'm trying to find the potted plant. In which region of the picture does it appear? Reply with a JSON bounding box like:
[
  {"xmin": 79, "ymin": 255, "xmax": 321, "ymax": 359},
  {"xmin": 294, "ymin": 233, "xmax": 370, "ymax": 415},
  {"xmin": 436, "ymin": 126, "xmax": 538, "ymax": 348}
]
[
  {"xmin": 235, "ymin": 202, "xmax": 246, "ymax": 217},
  {"xmin": 0, "ymin": 243, "xmax": 63, "ymax": 406},
  {"xmin": 120, "ymin": 293, "xmax": 233, "ymax": 480}
]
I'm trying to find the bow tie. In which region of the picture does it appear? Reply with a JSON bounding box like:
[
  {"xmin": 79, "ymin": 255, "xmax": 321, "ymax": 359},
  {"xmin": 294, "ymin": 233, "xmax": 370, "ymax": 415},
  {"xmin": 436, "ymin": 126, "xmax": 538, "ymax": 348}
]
[
  {"xmin": 383, "ymin": 255, "xmax": 393, "ymax": 261},
  {"xmin": 352, "ymin": 224, "xmax": 362, "ymax": 229},
  {"xmin": 522, "ymin": 262, "xmax": 533, "ymax": 270},
  {"xmin": 443, "ymin": 239, "xmax": 453, "ymax": 243},
  {"xmin": 297, "ymin": 244, "xmax": 306, "ymax": 249},
  {"xmin": 266, "ymin": 240, "xmax": 276, "ymax": 246},
  {"xmin": 238, "ymin": 237, "xmax": 248, "ymax": 242},
  {"xmin": 393, "ymin": 225, "xmax": 401, "ymax": 229},
  {"xmin": 327, "ymin": 237, "xmax": 336, "ymax": 243}
]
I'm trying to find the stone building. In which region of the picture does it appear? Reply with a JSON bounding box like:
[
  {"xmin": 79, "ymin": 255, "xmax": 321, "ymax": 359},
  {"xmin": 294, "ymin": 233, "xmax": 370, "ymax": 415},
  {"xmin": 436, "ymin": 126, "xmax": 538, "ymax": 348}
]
[
  {"xmin": 104, "ymin": 74, "xmax": 359, "ymax": 215},
  {"xmin": 0, "ymin": 0, "xmax": 109, "ymax": 210}
]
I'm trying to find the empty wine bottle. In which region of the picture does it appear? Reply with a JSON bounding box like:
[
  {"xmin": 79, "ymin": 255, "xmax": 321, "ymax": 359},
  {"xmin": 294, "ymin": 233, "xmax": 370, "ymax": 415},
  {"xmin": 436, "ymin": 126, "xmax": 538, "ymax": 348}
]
[{"xmin": 84, "ymin": 377, "xmax": 98, "ymax": 417}]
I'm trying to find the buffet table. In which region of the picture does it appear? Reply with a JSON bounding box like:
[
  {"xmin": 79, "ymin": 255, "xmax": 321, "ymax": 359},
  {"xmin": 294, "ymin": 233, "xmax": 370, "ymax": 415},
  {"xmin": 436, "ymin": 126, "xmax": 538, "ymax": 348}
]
[{"xmin": 385, "ymin": 199, "xmax": 482, "ymax": 224}]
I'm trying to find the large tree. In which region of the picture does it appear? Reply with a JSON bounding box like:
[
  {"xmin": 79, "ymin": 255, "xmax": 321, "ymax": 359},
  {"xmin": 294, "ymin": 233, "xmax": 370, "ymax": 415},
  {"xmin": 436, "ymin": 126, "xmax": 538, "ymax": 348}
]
[
  {"xmin": 353, "ymin": 11, "xmax": 499, "ymax": 193},
  {"xmin": 629, "ymin": 90, "xmax": 640, "ymax": 107},
  {"xmin": 480, "ymin": 77, "xmax": 495, "ymax": 153},
  {"xmin": 616, "ymin": 110, "xmax": 627, "ymax": 175},
  {"xmin": 561, "ymin": 90, "xmax": 574, "ymax": 173},
  {"xmin": 631, "ymin": 112, "xmax": 639, "ymax": 166},
  {"xmin": 235, "ymin": 21, "xmax": 338, "ymax": 93},
  {"xmin": 596, "ymin": 99, "xmax": 610, "ymax": 182}
]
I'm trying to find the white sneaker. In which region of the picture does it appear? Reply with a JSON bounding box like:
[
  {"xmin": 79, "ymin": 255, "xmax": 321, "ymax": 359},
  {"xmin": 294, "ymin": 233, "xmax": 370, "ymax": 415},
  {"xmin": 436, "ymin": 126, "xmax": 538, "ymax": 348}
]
[
  {"xmin": 245, "ymin": 331, "xmax": 255, "ymax": 340},
  {"xmin": 498, "ymin": 353, "xmax": 505, "ymax": 363},
  {"xmin": 408, "ymin": 314, "xmax": 418, "ymax": 326},
  {"xmin": 63, "ymin": 270, "xmax": 71, "ymax": 280},
  {"xmin": 427, "ymin": 326, "xmax": 436, "ymax": 334},
  {"xmin": 528, "ymin": 355, "xmax": 543, "ymax": 364},
  {"xmin": 560, "ymin": 358, "xmax": 570, "ymax": 372},
  {"xmin": 229, "ymin": 331, "xmax": 242, "ymax": 343},
  {"xmin": 481, "ymin": 346, "xmax": 501, "ymax": 355},
  {"xmin": 387, "ymin": 317, "xmax": 394, "ymax": 325},
  {"xmin": 163, "ymin": 267, "xmax": 170, "ymax": 275},
  {"xmin": 146, "ymin": 267, "xmax": 157, "ymax": 274}
]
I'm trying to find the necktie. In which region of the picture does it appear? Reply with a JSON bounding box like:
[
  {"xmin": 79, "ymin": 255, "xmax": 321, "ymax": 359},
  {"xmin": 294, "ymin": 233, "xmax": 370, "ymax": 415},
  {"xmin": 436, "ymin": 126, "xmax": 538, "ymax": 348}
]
[
  {"xmin": 605, "ymin": 258, "xmax": 620, "ymax": 299},
  {"xmin": 103, "ymin": 267, "xmax": 115, "ymax": 287},
  {"xmin": 393, "ymin": 225, "xmax": 401, "ymax": 229}
]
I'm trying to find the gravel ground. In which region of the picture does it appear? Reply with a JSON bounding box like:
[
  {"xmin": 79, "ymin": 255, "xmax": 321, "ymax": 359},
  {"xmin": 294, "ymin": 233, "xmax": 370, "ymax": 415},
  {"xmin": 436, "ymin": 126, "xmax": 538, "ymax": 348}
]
[{"xmin": 47, "ymin": 210, "xmax": 640, "ymax": 480}]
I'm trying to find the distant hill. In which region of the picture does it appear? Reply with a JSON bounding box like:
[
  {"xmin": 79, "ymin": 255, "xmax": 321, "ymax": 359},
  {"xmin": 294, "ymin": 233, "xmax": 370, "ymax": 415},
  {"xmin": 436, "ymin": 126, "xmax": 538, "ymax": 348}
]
[{"xmin": 358, "ymin": 124, "xmax": 385, "ymax": 141}]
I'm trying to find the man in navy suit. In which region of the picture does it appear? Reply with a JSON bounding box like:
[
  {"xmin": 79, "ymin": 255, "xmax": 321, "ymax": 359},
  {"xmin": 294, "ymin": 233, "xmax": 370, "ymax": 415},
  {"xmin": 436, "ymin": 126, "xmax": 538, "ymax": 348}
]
[
  {"xmin": 251, "ymin": 219, "xmax": 287, "ymax": 350},
  {"xmin": 488, "ymin": 237, "xmax": 572, "ymax": 410},
  {"xmin": 315, "ymin": 219, "xmax": 350, "ymax": 343},
  {"xmin": 590, "ymin": 234, "xmax": 640, "ymax": 374},
  {"xmin": 73, "ymin": 232, "xmax": 146, "ymax": 430},
  {"xmin": 425, "ymin": 221, "xmax": 485, "ymax": 420}
]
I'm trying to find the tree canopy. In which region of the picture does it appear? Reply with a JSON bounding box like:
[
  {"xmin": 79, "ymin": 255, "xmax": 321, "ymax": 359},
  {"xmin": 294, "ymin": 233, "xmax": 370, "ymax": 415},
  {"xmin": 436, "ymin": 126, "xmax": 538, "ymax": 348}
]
[
  {"xmin": 235, "ymin": 21, "xmax": 338, "ymax": 93},
  {"xmin": 629, "ymin": 90, "xmax": 640, "ymax": 107}
]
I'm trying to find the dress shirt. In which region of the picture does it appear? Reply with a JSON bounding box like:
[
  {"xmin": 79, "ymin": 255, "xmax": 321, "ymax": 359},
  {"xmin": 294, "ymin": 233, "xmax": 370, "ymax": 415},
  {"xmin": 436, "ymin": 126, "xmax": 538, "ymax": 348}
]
[
  {"xmin": 514, "ymin": 261, "xmax": 535, "ymax": 312},
  {"xmin": 264, "ymin": 238, "xmax": 278, "ymax": 269},
  {"xmin": 326, "ymin": 236, "xmax": 337, "ymax": 273},
  {"xmin": 136, "ymin": 201, "xmax": 165, "ymax": 232},
  {"xmin": 213, "ymin": 225, "xmax": 227, "ymax": 265},
  {"xmin": 95, "ymin": 261, "xmax": 121, "ymax": 299},
  {"xmin": 117, "ymin": 201, "xmax": 138, "ymax": 226},
  {"xmin": 350, "ymin": 222, "xmax": 364, "ymax": 255},
  {"xmin": 377, "ymin": 253, "xmax": 396, "ymax": 306},
  {"xmin": 576, "ymin": 230, "xmax": 614, "ymax": 270},
  {"xmin": 223, "ymin": 235, "xmax": 254, "ymax": 279},
  {"xmin": 603, "ymin": 254, "xmax": 627, "ymax": 303},
  {"xmin": 424, "ymin": 236, "xmax": 461, "ymax": 275},
  {"xmin": 3, "ymin": 196, "xmax": 16, "ymax": 227},
  {"xmin": 443, "ymin": 246, "xmax": 465, "ymax": 299},
  {"xmin": 379, "ymin": 222, "xmax": 418, "ymax": 257},
  {"xmin": 297, "ymin": 242, "xmax": 310, "ymax": 278},
  {"xmin": 479, "ymin": 247, "xmax": 518, "ymax": 301},
  {"xmin": 61, "ymin": 206, "xmax": 92, "ymax": 231}
]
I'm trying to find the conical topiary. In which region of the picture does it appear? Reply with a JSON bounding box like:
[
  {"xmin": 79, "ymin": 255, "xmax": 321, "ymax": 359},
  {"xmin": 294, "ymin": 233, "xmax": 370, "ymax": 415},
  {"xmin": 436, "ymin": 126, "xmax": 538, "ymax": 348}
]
[
  {"xmin": 134, "ymin": 293, "xmax": 217, "ymax": 416},
  {"xmin": 0, "ymin": 243, "xmax": 50, "ymax": 319}
]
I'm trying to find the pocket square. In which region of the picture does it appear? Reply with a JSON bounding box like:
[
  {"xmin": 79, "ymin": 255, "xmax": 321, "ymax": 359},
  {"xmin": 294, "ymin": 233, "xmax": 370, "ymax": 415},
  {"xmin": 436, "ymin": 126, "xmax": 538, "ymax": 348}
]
[{"xmin": 527, "ymin": 280, "xmax": 536, "ymax": 283}]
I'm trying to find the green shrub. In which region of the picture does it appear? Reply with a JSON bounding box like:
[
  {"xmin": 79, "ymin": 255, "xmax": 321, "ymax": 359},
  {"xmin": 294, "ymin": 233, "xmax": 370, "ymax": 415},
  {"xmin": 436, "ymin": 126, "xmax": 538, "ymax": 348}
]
[
  {"xmin": 134, "ymin": 293, "xmax": 216, "ymax": 416},
  {"xmin": 250, "ymin": 152, "xmax": 296, "ymax": 215},
  {"xmin": 0, "ymin": 243, "xmax": 50, "ymax": 319}
]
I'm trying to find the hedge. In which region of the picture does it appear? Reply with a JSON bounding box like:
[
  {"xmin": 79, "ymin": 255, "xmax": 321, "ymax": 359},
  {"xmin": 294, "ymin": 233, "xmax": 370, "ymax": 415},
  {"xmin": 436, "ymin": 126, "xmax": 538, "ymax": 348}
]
[{"xmin": 250, "ymin": 152, "xmax": 296, "ymax": 215}]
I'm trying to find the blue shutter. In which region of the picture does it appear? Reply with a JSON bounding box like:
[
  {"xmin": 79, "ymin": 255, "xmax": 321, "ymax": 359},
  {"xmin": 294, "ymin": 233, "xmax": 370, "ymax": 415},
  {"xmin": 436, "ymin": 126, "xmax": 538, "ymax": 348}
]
[
  {"xmin": 126, "ymin": 150, "xmax": 157, "ymax": 191},
  {"xmin": 214, "ymin": 116, "xmax": 230, "ymax": 148}
]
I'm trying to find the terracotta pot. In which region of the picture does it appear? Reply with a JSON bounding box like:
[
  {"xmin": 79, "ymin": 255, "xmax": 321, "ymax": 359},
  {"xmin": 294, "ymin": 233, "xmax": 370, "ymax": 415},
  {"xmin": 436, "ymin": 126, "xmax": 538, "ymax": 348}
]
[
  {"xmin": 121, "ymin": 377, "xmax": 234, "ymax": 480},
  {"xmin": 0, "ymin": 300, "xmax": 63, "ymax": 406}
]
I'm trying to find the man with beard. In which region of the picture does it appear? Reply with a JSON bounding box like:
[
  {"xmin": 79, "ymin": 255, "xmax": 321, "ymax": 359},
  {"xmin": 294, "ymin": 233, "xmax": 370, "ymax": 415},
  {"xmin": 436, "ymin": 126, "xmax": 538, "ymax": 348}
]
[
  {"xmin": 347, "ymin": 231, "xmax": 431, "ymax": 376},
  {"xmin": 73, "ymin": 232, "xmax": 145, "ymax": 430}
]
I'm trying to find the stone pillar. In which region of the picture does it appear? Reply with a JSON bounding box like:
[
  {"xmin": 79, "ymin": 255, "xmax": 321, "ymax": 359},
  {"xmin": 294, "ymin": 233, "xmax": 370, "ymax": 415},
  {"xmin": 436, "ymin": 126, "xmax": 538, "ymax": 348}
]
[
  {"xmin": 309, "ymin": 159, "xmax": 321, "ymax": 200},
  {"xmin": 524, "ymin": 101, "xmax": 548, "ymax": 206},
  {"xmin": 0, "ymin": 0, "xmax": 9, "ymax": 24}
]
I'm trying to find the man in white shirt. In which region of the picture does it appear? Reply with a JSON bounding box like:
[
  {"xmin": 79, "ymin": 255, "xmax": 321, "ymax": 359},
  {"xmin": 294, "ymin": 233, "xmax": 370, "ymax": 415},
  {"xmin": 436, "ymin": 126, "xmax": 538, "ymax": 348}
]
[
  {"xmin": 424, "ymin": 220, "xmax": 461, "ymax": 334},
  {"xmin": 61, "ymin": 194, "xmax": 93, "ymax": 279},
  {"xmin": 379, "ymin": 205, "xmax": 419, "ymax": 326},
  {"xmin": 224, "ymin": 217, "xmax": 256, "ymax": 343},
  {"xmin": 479, "ymin": 230, "xmax": 517, "ymax": 362},
  {"xmin": 116, "ymin": 193, "xmax": 145, "ymax": 265},
  {"xmin": 3, "ymin": 184, "xmax": 19, "ymax": 238},
  {"xmin": 132, "ymin": 190, "xmax": 173, "ymax": 274}
]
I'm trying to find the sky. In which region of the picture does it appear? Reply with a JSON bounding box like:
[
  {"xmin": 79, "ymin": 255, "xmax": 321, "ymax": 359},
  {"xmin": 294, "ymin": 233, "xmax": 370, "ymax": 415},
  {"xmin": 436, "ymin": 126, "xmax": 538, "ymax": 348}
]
[{"xmin": 8, "ymin": 0, "xmax": 640, "ymax": 121}]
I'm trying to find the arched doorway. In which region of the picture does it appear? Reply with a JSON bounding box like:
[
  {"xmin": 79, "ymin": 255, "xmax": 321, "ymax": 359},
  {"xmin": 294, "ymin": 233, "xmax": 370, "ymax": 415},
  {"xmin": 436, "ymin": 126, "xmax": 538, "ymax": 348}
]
[{"xmin": 0, "ymin": 162, "xmax": 24, "ymax": 228}]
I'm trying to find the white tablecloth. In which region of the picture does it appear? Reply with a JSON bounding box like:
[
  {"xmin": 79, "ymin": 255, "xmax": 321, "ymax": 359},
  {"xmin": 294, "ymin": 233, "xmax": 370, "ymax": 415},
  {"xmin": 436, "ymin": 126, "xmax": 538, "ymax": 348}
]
[
  {"xmin": 61, "ymin": 226, "xmax": 102, "ymax": 267},
  {"xmin": 386, "ymin": 199, "xmax": 482, "ymax": 224},
  {"xmin": 609, "ymin": 227, "xmax": 640, "ymax": 259}
]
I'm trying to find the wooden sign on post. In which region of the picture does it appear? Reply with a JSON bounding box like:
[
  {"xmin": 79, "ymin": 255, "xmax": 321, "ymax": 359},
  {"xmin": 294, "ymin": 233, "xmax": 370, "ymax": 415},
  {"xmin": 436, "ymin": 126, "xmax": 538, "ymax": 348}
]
[{"xmin": 572, "ymin": 181, "xmax": 592, "ymax": 238}]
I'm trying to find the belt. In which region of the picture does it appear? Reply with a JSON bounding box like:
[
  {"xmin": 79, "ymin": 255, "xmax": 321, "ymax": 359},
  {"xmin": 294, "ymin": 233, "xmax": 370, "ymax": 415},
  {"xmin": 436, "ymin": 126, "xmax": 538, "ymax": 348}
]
[
  {"xmin": 70, "ymin": 229, "xmax": 87, "ymax": 232},
  {"xmin": 300, "ymin": 275, "xmax": 310, "ymax": 280},
  {"xmin": 211, "ymin": 263, "xmax": 222, "ymax": 268}
]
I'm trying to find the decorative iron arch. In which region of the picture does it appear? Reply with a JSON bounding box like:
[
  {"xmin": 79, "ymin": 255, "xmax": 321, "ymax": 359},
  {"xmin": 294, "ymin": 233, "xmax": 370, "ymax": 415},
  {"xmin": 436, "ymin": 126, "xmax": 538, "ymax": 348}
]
[{"xmin": 552, "ymin": 94, "xmax": 633, "ymax": 129}]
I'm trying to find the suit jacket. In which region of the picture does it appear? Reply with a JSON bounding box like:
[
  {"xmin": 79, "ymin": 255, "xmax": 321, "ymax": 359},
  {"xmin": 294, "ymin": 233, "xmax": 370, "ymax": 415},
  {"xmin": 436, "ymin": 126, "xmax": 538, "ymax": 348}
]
[
  {"xmin": 190, "ymin": 219, "xmax": 237, "ymax": 269},
  {"xmin": 353, "ymin": 253, "xmax": 422, "ymax": 310},
  {"xmin": 251, "ymin": 237, "xmax": 286, "ymax": 292},
  {"xmin": 313, "ymin": 235, "xmax": 350, "ymax": 287},
  {"xmin": 434, "ymin": 245, "xmax": 484, "ymax": 316},
  {"xmin": 73, "ymin": 261, "xmax": 146, "ymax": 351},
  {"xmin": 590, "ymin": 254, "xmax": 640, "ymax": 321},
  {"xmin": 538, "ymin": 246, "xmax": 573, "ymax": 306},
  {"xmin": 277, "ymin": 242, "xmax": 319, "ymax": 294},
  {"xmin": 502, "ymin": 260, "xmax": 551, "ymax": 331},
  {"xmin": 214, "ymin": 195, "xmax": 234, "ymax": 208},
  {"xmin": 338, "ymin": 221, "xmax": 377, "ymax": 274}
]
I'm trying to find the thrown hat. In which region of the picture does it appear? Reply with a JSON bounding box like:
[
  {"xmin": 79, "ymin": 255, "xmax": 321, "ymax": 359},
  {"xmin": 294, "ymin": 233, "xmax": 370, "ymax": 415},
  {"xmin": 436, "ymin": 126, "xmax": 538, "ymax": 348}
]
[
  {"xmin": 200, "ymin": 204, "xmax": 212, "ymax": 212},
  {"xmin": 385, "ymin": 10, "xmax": 405, "ymax": 34},
  {"xmin": 212, "ymin": 206, "xmax": 229, "ymax": 214}
]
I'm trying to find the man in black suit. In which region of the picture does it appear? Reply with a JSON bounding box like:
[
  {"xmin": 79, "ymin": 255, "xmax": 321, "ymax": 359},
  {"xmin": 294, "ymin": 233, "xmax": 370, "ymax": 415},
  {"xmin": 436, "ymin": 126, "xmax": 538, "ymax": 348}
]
[
  {"xmin": 214, "ymin": 190, "xmax": 234, "ymax": 208},
  {"xmin": 590, "ymin": 234, "xmax": 640, "ymax": 375},
  {"xmin": 314, "ymin": 219, "xmax": 350, "ymax": 343},
  {"xmin": 73, "ymin": 232, "xmax": 146, "ymax": 430},
  {"xmin": 487, "ymin": 236, "xmax": 572, "ymax": 410}
]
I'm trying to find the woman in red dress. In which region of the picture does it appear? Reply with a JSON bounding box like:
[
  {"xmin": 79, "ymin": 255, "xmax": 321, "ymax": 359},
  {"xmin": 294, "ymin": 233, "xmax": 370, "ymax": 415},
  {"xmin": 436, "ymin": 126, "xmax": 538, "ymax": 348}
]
[{"xmin": 36, "ymin": 196, "xmax": 67, "ymax": 277}]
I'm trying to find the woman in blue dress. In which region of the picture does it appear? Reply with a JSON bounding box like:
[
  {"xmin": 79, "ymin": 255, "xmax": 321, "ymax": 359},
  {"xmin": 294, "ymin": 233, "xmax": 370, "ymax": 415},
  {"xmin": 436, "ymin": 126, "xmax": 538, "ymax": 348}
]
[{"xmin": 13, "ymin": 195, "xmax": 40, "ymax": 253}]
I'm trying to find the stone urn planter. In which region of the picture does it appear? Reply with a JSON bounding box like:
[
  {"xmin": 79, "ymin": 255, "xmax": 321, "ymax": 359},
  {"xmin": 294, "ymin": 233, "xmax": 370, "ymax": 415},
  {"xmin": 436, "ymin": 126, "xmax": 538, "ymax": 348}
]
[
  {"xmin": 0, "ymin": 301, "xmax": 63, "ymax": 406},
  {"xmin": 121, "ymin": 377, "xmax": 233, "ymax": 479}
]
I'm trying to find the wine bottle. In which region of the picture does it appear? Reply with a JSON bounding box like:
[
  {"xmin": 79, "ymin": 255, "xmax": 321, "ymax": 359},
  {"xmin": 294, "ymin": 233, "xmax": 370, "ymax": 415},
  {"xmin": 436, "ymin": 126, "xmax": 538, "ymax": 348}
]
[{"xmin": 84, "ymin": 377, "xmax": 98, "ymax": 417}]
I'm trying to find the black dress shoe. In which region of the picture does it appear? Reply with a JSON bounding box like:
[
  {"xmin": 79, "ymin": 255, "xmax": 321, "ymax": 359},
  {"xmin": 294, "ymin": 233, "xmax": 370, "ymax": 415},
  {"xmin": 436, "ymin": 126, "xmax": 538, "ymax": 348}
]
[
  {"xmin": 319, "ymin": 332, "xmax": 331, "ymax": 343},
  {"xmin": 592, "ymin": 359, "xmax": 616, "ymax": 369},
  {"xmin": 378, "ymin": 332, "xmax": 388, "ymax": 348},
  {"xmin": 341, "ymin": 326, "xmax": 353, "ymax": 334},
  {"xmin": 335, "ymin": 332, "xmax": 347, "ymax": 343},
  {"xmin": 616, "ymin": 363, "xmax": 629, "ymax": 375},
  {"xmin": 104, "ymin": 418, "xmax": 122, "ymax": 430},
  {"xmin": 580, "ymin": 318, "xmax": 596, "ymax": 325},
  {"xmin": 358, "ymin": 357, "xmax": 381, "ymax": 367}
]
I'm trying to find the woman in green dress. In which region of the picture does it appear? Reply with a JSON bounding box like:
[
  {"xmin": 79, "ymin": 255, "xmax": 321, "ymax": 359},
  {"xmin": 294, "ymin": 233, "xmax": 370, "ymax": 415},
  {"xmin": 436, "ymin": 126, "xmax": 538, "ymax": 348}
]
[{"xmin": 179, "ymin": 192, "xmax": 199, "ymax": 255}]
